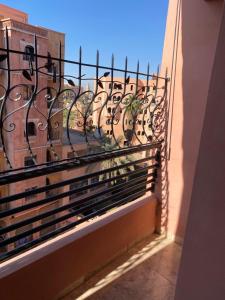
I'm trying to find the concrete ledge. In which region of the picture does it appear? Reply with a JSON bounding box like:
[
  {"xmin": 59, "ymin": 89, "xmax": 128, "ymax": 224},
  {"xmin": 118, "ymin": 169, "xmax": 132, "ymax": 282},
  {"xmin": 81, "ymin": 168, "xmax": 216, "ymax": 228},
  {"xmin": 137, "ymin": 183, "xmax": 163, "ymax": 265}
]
[{"xmin": 0, "ymin": 195, "xmax": 157, "ymax": 300}]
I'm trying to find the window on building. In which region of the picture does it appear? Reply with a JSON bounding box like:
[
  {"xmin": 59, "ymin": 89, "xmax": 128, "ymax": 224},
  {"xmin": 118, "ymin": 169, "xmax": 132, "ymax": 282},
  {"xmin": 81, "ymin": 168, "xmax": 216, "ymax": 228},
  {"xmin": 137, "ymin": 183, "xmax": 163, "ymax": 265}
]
[
  {"xmin": 46, "ymin": 150, "xmax": 51, "ymax": 162},
  {"xmin": 130, "ymin": 85, "xmax": 133, "ymax": 91},
  {"xmin": 70, "ymin": 179, "xmax": 88, "ymax": 201},
  {"xmin": 114, "ymin": 83, "xmax": 122, "ymax": 90},
  {"xmin": 109, "ymin": 83, "xmax": 112, "ymax": 89},
  {"xmin": 142, "ymin": 131, "xmax": 145, "ymax": 136},
  {"xmin": 47, "ymin": 87, "xmax": 53, "ymax": 109},
  {"xmin": 40, "ymin": 214, "xmax": 56, "ymax": 237},
  {"xmin": 45, "ymin": 177, "xmax": 54, "ymax": 197},
  {"xmin": 46, "ymin": 178, "xmax": 58, "ymax": 197},
  {"xmin": 25, "ymin": 186, "xmax": 37, "ymax": 201},
  {"xmin": 24, "ymin": 155, "xmax": 36, "ymax": 167},
  {"xmin": 148, "ymin": 135, "xmax": 153, "ymax": 142},
  {"xmin": 23, "ymin": 45, "xmax": 35, "ymax": 61},
  {"xmin": 107, "ymin": 107, "xmax": 111, "ymax": 114},
  {"xmin": 27, "ymin": 122, "xmax": 36, "ymax": 136},
  {"xmin": 23, "ymin": 85, "xmax": 34, "ymax": 100},
  {"xmin": 137, "ymin": 131, "xmax": 141, "ymax": 136},
  {"xmin": 90, "ymin": 176, "xmax": 100, "ymax": 191},
  {"xmin": 142, "ymin": 86, "xmax": 145, "ymax": 92},
  {"xmin": 14, "ymin": 224, "xmax": 33, "ymax": 248},
  {"xmin": 0, "ymin": 226, "xmax": 7, "ymax": 254},
  {"xmin": 49, "ymin": 130, "xmax": 60, "ymax": 140}
]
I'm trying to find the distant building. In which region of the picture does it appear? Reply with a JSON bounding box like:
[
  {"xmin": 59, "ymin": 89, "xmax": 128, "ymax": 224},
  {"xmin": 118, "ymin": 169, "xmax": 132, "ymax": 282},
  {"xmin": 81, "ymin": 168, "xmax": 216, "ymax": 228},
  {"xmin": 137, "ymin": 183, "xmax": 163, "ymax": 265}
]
[
  {"xmin": 92, "ymin": 77, "xmax": 157, "ymax": 147},
  {"xmin": 63, "ymin": 84, "xmax": 93, "ymax": 131},
  {"xmin": 0, "ymin": 4, "xmax": 65, "ymax": 251}
]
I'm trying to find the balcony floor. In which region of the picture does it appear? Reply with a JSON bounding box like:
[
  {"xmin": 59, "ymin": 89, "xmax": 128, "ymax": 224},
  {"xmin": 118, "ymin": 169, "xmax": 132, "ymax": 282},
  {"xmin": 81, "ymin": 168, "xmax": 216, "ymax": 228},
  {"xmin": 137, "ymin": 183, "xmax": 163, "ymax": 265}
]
[{"xmin": 61, "ymin": 235, "xmax": 182, "ymax": 300}]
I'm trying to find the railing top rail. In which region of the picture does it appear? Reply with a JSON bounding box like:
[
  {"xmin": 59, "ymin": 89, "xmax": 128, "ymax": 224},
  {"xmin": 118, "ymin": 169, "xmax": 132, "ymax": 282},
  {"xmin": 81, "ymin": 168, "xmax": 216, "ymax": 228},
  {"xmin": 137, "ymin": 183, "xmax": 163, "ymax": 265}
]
[{"xmin": 0, "ymin": 47, "xmax": 168, "ymax": 80}]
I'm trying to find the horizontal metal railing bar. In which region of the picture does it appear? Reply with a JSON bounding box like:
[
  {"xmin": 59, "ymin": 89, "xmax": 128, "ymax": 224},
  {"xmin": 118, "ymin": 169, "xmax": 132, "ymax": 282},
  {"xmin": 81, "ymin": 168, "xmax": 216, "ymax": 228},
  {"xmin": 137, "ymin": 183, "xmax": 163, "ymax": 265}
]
[
  {"xmin": 0, "ymin": 185, "xmax": 152, "ymax": 261},
  {"xmin": 0, "ymin": 173, "xmax": 155, "ymax": 235},
  {"xmin": 0, "ymin": 164, "xmax": 156, "ymax": 220},
  {"xmin": 0, "ymin": 171, "xmax": 154, "ymax": 236},
  {"xmin": 0, "ymin": 142, "xmax": 160, "ymax": 175},
  {"xmin": 0, "ymin": 155, "xmax": 156, "ymax": 205},
  {"xmin": 0, "ymin": 142, "xmax": 161, "ymax": 185},
  {"xmin": 0, "ymin": 177, "xmax": 153, "ymax": 248},
  {"xmin": 0, "ymin": 156, "xmax": 156, "ymax": 207},
  {"xmin": 0, "ymin": 152, "xmax": 156, "ymax": 204},
  {"xmin": 0, "ymin": 47, "xmax": 167, "ymax": 80}
]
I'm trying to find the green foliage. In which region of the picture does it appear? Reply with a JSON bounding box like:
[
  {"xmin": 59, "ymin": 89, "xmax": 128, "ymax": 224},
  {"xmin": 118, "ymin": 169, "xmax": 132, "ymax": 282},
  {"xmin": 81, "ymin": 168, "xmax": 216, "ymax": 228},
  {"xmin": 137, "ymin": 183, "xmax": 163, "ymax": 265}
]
[
  {"xmin": 99, "ymin": 134, "xmax": 137, "ymax": 184},
  {"xmin": 125, "ymin": 95, "xmax": 143, "ymax": 116}
]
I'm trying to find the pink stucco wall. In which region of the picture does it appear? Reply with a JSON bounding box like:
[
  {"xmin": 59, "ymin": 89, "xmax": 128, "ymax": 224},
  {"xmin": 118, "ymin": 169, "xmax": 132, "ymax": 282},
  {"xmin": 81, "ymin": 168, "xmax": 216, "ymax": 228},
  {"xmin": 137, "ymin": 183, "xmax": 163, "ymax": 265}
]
[
  {"xmin": 0, "ymin": 4, "xmax": 28, "ymax": 23},
  {"xmin": 175, "ymin": 4, "xmax": 225, "ymax": 298},
  {"xmin": 161, "ymin": 0, "xmax": 223, "ymax": 240}
]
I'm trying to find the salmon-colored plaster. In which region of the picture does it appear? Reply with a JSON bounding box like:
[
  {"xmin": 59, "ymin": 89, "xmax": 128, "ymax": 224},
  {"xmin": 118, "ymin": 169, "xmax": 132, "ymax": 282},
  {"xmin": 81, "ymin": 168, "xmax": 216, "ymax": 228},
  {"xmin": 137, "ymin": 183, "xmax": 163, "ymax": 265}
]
[{"xmin": 161, "ymin": 0, "xmax": 223, "ymax": 240}]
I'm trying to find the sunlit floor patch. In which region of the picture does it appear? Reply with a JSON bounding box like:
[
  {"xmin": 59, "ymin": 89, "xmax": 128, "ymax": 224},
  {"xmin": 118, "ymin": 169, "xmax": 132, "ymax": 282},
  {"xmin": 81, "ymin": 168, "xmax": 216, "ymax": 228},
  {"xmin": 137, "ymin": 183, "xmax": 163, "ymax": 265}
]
[{"xmin": 62, "ymin": 235, "xmax": 181, "ymax": 300}]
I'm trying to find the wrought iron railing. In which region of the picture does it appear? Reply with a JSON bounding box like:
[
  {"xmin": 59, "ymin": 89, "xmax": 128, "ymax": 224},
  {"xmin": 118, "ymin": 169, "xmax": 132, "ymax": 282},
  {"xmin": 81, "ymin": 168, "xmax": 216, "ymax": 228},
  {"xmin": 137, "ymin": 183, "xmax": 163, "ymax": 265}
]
[{"xmin": 0, "ymin": 27, "xmax": 168, "ymax": 261}]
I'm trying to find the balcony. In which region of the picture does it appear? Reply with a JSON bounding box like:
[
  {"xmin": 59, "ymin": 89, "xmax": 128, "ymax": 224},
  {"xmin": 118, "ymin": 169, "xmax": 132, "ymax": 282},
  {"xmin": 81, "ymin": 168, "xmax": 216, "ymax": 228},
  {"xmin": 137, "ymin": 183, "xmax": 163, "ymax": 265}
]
[
  {"xmin": 0, "ymin": 1, "xmax": 225, "ymax": 299},
  {"xmin": 0, "ymin": 31, "xmax": 170, "ymax": 300}
]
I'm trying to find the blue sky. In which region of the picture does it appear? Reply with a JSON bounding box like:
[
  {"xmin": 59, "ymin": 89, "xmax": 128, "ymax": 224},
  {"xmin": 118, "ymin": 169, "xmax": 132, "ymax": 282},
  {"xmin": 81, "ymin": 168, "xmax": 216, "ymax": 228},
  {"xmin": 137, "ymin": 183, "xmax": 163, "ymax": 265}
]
[{"xmin": 1, "ymin": 0, "xmax": 168, "ymax": 73}]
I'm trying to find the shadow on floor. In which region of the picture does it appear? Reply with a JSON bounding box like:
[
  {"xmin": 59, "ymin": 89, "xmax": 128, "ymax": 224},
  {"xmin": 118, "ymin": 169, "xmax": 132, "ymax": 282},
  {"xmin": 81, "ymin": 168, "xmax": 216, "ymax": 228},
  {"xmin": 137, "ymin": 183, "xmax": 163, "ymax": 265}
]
[{"xmin": 61, "ymin": 235, "xmax": 182, "ymax": 300}]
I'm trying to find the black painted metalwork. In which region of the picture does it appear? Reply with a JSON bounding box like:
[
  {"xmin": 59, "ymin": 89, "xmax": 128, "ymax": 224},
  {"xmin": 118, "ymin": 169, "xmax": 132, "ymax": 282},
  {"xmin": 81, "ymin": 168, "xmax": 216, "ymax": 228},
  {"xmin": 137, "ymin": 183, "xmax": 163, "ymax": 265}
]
[{"xmin": 0, "ymin": 27, "xmax": 167, "ymax": 262}]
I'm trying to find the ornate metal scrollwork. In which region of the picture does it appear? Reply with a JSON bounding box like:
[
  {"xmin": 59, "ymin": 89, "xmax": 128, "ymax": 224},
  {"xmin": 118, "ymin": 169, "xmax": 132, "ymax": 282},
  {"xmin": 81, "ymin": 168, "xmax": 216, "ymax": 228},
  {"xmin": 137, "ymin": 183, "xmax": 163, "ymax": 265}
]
[{"xmin": 0, "ymin": 27, "xmax": 168, "ymax": 170}]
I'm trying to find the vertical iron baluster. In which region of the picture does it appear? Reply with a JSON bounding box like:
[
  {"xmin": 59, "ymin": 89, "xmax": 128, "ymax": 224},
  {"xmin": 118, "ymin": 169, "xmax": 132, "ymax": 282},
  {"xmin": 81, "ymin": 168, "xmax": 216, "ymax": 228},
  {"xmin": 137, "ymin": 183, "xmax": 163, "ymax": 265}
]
[
  {"xmin": 95, "ymin": 54, "xmax": 114, "ymax": 149},
  {"xmin": 132, "ymin": 60, "xmax": 142, "ymax": 145},
  {"xmin": 164, "ymin": 68, "xmax": 169, "ymax": 159},
  {"xmin": 135, "ymin": 60, "xmax": 139, "ymax": 95},
  {"xmin": 145, "ymin": 63, "xmax": 150, "ymax": 98},
  {"xmin": 143, "ymin": 63, "xmax": 150, "ymax": 142},
  {"xmin": 66, "ymin": 47, "xmax": 82, "ymax": 158},
  {"xmin": 109, "ymin": 54, "xmax": 114, "ymax": 142},
  {"xmin": 151, "ymin": 65, "xmax": 161, "ymax": 142},
  {"xmin": 95, "ymin": 50, "xmax": 102, "ymax": 141},
  {"xmin": 120, "ymin": 56, "xmax": 129, "ymax": 147},
  {"xmin": 110, "ymin": 54, "xmax": 121, "ymax": 148},
  {"xmin": 25, "ymin": 35, "xmax": 38, "ymax": 164},
  {"xmin": 123, "ymin": 57, "xmax": 128, "ymax": 96},
  {"xmin": 80, "ymin": 47, "xmax": 89, "ymax": 142},
  {"xmin": 110, "ymin": 54, "xmax": 114, "ymax": 96},
  {"xmin": 48, "ymin": 42, "xmax": 63, "ymax": 161},
  {"xmin": 0, "ymin": 27, "xmax": 12, "ymax": 168}
]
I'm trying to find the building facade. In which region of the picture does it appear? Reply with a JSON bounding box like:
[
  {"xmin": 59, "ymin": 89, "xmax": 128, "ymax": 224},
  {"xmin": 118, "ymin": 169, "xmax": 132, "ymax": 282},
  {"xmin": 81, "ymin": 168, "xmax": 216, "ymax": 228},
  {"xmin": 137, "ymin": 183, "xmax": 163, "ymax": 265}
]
[{"xmin": 0, "ymin": 4, "xmax": 65, "ymax": 250}]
